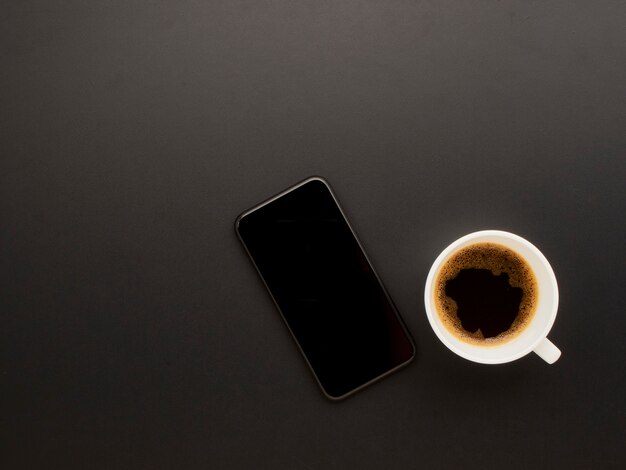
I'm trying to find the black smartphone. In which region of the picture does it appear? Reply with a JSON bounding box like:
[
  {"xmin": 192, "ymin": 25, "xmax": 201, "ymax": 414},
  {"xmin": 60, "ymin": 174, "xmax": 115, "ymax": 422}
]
[{"xmin": 235, "ymin": 176, "xmax": 415, "ymax": 400}]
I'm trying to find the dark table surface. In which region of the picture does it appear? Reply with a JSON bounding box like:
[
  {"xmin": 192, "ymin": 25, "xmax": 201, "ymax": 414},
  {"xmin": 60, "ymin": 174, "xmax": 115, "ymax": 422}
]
[{"xmin": 2, "ymin": 1, "xmax": 626, "ymax": 469}]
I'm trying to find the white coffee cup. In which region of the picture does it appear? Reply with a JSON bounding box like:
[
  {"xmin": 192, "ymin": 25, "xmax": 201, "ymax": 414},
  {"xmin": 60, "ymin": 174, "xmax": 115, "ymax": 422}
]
[{"xmin": 424, "ymin": 230, "xmax": 561, "ymax": 364}]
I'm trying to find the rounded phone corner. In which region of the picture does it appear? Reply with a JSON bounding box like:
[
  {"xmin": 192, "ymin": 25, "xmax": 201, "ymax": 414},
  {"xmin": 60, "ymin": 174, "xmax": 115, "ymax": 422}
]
[
  {"xmin": 320, "ymin": 387, "xmax": 351, "ymax": 402},
  {"xmin": 234, "ymin": 212, "xmax": 247, "ymax": 235},
  {"xmin": 303, "ymin": 175, "xmax": 331, "ymax": 187},
  {"xmin": 407, "ymin": 334, "xmax": 418, "ymax": 361},
  {"xmin": 405, "ymin": 343, "xmax": 417, "ymax": 365}
]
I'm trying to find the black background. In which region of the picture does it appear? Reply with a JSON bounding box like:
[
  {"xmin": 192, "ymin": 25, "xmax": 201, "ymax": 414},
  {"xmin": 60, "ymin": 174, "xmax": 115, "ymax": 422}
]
[{"xmin": 2, "ymin": 1, "xmax": 625, "ymax": 469}]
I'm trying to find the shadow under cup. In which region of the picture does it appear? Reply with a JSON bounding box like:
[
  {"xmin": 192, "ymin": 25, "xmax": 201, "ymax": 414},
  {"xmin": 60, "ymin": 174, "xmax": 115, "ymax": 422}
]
[{"xmin": 424, "ymin": 231, "xmax": 559, "ymax": 364}]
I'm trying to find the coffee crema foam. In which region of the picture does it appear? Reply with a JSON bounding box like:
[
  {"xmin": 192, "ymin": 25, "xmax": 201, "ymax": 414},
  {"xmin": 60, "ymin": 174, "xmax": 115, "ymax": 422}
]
[{"xmin": 434, "ymin": 242, "xmax": 539, "ymax": 346}]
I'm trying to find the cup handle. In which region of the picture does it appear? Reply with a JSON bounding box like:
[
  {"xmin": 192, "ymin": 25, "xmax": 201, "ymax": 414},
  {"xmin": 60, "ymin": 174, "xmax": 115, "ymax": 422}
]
[{"xmin": 533, "ymin": 338, "xmax": 561, "ymax": 364}]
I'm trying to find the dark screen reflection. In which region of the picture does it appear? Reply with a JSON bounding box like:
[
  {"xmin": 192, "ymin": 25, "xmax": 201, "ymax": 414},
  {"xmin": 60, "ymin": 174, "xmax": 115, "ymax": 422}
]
[{"xmin": 237, "ymin": 179, "xmax": 414, "ymax": 398}]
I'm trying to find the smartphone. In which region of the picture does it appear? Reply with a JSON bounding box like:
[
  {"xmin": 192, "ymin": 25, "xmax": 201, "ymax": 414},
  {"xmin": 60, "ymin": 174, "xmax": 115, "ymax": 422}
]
[{"xmin": 235, "ymin": 176, "xmax": 415, "ymax": 400}]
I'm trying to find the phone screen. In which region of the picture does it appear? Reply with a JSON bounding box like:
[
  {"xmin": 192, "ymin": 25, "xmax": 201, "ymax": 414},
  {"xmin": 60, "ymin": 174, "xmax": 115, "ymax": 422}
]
[{"xmin": 236, "ymin": 177, "xmax": 415, "ymax": 399}]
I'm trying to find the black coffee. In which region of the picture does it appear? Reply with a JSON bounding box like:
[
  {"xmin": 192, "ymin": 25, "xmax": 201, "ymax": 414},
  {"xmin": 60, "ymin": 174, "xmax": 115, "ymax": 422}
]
[{"xmin": 434, "ymin": 242, "xmax": 538, "ymax": 346}]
